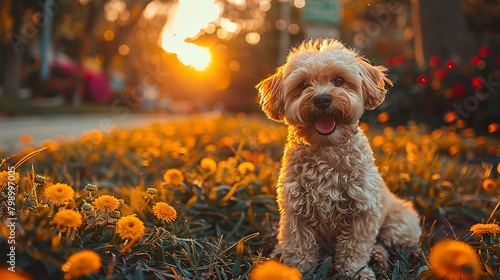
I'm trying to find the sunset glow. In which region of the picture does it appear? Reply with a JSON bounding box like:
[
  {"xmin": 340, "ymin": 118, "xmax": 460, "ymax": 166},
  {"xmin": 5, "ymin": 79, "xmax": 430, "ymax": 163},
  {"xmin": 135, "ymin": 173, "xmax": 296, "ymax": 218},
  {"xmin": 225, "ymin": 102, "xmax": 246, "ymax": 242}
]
[{"xmin": 160, "ymin": 0, "xmax": 219, "ymax": 71}]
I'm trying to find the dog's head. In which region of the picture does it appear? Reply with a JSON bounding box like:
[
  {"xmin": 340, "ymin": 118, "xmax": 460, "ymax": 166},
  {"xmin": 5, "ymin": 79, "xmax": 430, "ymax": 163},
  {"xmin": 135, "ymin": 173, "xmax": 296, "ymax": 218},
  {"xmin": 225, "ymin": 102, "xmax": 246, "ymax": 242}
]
[{"xmin": 257, "ymin": 38, "xmax": 392, "ymax": 146}]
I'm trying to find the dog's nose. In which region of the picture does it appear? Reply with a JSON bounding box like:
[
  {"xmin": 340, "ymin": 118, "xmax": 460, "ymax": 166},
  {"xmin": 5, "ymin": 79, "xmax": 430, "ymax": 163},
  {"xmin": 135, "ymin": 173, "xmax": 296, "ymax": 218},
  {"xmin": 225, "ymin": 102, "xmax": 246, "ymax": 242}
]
[{"xmin": 313, "ymin": 95, "xmax": 332, "ymax": 109}]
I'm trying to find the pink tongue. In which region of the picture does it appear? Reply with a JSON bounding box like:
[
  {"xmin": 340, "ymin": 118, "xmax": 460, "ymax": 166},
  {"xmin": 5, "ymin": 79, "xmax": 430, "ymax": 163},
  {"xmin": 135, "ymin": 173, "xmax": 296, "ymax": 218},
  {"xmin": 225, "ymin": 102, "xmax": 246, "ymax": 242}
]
[{"xmin": 315, "ymin": 120, "xmax": 336, "ymax": 135}]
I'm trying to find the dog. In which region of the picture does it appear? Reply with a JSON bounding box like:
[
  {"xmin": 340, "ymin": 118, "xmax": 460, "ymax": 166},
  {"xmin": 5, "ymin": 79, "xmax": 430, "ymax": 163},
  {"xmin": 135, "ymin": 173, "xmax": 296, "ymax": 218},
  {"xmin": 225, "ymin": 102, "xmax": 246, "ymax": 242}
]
[{"xmin": 257, "ymin": 38, "xmax": 421, "ymax": 279}]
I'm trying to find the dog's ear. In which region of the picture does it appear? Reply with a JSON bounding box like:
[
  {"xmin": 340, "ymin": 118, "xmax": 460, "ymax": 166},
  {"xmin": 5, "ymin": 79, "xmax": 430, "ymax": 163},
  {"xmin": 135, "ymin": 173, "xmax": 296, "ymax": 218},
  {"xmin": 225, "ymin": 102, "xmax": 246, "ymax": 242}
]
[
  {"xmin": 256, "ymin": 66, "xmax": 285, "ymax": 121},
  {"xmin": 358, "ymin": 58, "xmax": 393, "ymax": 110}
]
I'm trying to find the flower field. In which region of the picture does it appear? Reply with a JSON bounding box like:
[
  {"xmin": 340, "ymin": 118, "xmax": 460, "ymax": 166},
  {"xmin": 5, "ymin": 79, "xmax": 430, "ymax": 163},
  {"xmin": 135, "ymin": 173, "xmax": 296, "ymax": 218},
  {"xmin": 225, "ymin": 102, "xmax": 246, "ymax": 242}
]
[{"xmin": 0, "ymin": 114, "xmax": 499, "ymax": 280}]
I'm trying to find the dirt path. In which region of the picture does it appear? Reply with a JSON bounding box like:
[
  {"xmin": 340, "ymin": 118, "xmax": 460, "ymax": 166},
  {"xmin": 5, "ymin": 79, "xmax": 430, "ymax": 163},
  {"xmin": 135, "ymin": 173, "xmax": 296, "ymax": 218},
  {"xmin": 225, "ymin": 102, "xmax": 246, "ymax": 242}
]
[{"xmin": 0, "ymin": 112, "xmax": 220, "ymax": 153}]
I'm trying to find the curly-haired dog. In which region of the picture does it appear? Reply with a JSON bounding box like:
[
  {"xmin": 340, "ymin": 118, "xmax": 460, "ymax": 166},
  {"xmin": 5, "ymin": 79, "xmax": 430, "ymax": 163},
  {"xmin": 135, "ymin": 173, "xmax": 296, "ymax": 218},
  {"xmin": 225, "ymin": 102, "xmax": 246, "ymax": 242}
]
[{"xmin": 257, "ymin": 39, "xmax": 421, "ymax": 279}]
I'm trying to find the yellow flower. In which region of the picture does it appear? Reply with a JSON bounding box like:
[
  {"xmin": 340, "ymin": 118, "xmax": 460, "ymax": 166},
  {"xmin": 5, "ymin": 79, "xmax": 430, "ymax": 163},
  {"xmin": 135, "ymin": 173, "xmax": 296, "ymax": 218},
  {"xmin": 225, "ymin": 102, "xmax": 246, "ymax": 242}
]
[
  {"xmin": 383, "ymin": 142, "xmax": 395, "ymax": 153},
  {"xmin": 238, "ymin": 162, "xmax": 255, "ymax": 174},
  {"xmin": 482, "ymin": 179, "xmax": 497, "ymax": 193},
  {"xmin": 62, "ymin": 250, "xmax": 102, "ymax": 279},
  {"xmin": 41, "ymin": 139, "xmax": 59, "ymax": 152},
  {"xmin": 249, "ymin": 259, "xmax": 302, "ymax": 280},
  {"xmin": 470, "ymin": 223, "xmax": 500, "ymax": 236},
  {"xmin": 372, "ymin": 136, "xmax": 385, "ymax": 147},
  {"xmin": 44, "ymin": 183, "xmax": 75, "ymax": 205},
  {"xmin": 383, "ymin": 126, "xmax": 394, "ymax": 138},
  {"xmin": 200, "ymin": 158, "xmax": 217, "ymax": 171},
  {"xmin": 0, "ymin": 267, "xmax": 33, "ymax": 280},
  {"xmin": 92, "ymin": 195, "xmax": 120, "ymax": 213},
  {"xmin": 429, "ymin": 239, "xmax": 482, "ymax": 280},
  {"xmin": 147, "ymin": 188, "xmax": 158, "ymax": 196},
  {"xmin": 406, "ymin": 142, "xmax": 420, "ymax": 162},
  {"xmin": 152, "ymin": 202, "xmax": 177, "ymax": 223},
  {"xmin": 218, "ymin": 136, "xmax": 234, "ymax": 147},
  {"xmin": 19, "ymin": 134, "xmax": 33, "ymax": 144},
  {"xmin": 116, "ymin": 216, "xmax": 145, "ymax": 240},
  {"xmin": 396, "ymin": 125, "xmax": 407, "ymax": 134},
  {"xmin": 163, "ymin": 169, "xmax": 184, "ymax": 186},
  {"xmin": 52, "ymin": 209, "xmax": 83, "ymax": 229},
  {"xmin": 449, "ymin": 145, "xmax": 460, "ymax": 156},
  {"xmin": 431, "ymin": 129, "xmax": 444, "ymax": 139},
  {"xmin": 378, "ymin": 112, "xmax": 390, "ymax": 123},
  {"xmin": 0, "ymin": 170, "xmax": 20, "ymax": 187},
  {"xmin": 359, "ymin": 122, "xmax": 369, "ymax": 132}
]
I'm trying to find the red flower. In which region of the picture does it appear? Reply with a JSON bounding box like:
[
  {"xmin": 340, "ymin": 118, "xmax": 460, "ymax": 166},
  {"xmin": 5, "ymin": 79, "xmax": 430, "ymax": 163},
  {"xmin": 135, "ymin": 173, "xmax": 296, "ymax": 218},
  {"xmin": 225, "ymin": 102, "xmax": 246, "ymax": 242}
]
[
  {"xmin": 471, "ymin": 77, "xmax": 482, "ymax": 88},
  {"xmin": 386, "ymin": 57, "xmax": 394, "ymax": 66},
  {"xmin": 445, "ymin": 61, "xmax": 456, "ymax": 69},
  {"xmin": 393, "ymin": 55, "xmax": 404, "ymax": 65},
  {"xmin": 452, "ymin": 83, "xmax": 467, "ymax": 98},
  {"xmin": 479, "ymin": 46, "xmax": 491, "ymax": 58},
  {"xmin": 417, "ymin": 74, "xmax": 428, "ymax": 85},
  {"xmin": 471, "ymin": 56, "xmax": 481, "ymax": 65},
  {"xmin": 436, "ymin": 69, "xmax": 446, "ymax": 80},
  {"xmin": 429, "ymin": 56, "xmax": 440, "ymax": 67}
]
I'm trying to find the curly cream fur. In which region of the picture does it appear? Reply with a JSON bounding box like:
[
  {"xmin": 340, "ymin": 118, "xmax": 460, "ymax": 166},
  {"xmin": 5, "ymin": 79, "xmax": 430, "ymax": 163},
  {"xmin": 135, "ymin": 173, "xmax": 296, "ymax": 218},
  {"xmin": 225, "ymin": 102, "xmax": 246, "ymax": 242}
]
[{"xmin": 258, "ymin": 39, "xmax": 421, "ymax": 279}]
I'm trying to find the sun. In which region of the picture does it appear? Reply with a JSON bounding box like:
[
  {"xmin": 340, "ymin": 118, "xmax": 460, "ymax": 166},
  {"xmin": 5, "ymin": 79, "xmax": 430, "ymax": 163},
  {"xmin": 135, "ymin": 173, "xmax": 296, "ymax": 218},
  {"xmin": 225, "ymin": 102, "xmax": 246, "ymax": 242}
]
[
  {"xmin": 161, "ymin": 33, "xmax": 211, "ymax": 71},
  {"xmin": 160, "ymin": 0, "xmax": 219, "ymax": 71}
]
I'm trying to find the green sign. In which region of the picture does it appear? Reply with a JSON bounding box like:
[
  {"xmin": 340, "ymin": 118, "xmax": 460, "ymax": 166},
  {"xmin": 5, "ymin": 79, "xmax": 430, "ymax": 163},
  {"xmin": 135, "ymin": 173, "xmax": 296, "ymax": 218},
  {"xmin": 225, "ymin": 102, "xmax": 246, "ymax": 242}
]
[{"xmin": 303, "ymin": 0, "xmax": 342, "ymax": 24}]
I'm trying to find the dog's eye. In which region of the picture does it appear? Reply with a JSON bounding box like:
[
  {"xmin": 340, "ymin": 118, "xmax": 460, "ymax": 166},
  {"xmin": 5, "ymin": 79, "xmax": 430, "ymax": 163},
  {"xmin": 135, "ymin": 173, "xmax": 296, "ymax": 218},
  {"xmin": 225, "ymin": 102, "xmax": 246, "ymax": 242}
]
[
  {"xmin": 333, "ymin": 77, "xmax": 344, "ymax": 87},
  {"xmin": 298, "ymin": 81, "xmax": 311, "ymax": 90}
]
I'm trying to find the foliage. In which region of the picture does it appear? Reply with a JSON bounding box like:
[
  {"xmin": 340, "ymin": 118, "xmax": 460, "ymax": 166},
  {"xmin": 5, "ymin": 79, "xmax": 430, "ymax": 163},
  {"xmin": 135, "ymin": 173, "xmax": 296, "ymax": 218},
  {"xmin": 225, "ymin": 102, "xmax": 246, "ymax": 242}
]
[
  {"xmin": 372, "ymin": 40, "xmax": 500, "ymax": 135},
  {"xmin": 0, "ymin": 114, "xmax": 499, "ymax": 279}
]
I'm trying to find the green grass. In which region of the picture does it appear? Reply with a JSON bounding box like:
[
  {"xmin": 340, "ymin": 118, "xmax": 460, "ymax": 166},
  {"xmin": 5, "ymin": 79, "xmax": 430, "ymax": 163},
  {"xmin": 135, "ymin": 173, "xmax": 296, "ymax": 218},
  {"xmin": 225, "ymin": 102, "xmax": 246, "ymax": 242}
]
[{"xmin": 0, "ymin": 114, "xmax": 499, "ymax": 279}]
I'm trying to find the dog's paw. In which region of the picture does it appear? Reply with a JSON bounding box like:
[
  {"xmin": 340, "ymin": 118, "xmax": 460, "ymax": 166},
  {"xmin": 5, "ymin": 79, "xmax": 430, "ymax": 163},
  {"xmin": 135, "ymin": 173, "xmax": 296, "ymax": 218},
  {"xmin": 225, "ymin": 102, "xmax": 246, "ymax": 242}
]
[{"xmin": 369, "ymin": 243, "xmax": 389, "ymax": 268}]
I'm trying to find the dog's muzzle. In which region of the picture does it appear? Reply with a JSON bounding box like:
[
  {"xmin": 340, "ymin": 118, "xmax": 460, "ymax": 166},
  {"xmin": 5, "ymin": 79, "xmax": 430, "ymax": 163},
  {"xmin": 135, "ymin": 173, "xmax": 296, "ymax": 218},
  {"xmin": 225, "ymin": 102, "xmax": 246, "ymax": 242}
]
[
  {"xmin": 313, "ymin": 95, "xmax": 332, "ymax": 110},
  {"xmin": 312, "ymin": 95, "xmax": 336, "ymax": 135}
]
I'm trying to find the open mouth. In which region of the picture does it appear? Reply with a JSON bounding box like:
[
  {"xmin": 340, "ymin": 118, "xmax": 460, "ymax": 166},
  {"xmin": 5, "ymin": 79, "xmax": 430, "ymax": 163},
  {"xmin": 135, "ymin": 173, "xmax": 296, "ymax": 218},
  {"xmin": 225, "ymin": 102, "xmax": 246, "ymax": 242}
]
[{"xmin": 314, "ymin": 114, "xmax": 336, "ymax": 135}]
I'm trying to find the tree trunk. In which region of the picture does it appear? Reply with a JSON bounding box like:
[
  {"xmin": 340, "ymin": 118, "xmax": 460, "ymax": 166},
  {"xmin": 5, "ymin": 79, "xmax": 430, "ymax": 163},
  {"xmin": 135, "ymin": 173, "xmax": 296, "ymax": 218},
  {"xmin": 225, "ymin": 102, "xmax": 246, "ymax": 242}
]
[
  {"xmin": 412, "ymin": 0, "xmax": 472, "ymax": 68},
  {"xmin": 72, "ymin": 0, "xmax": 100, "ymax": 107},
  {"xmin": 3, "ymin": 0, "xmax": 29, "ymax": 97}
]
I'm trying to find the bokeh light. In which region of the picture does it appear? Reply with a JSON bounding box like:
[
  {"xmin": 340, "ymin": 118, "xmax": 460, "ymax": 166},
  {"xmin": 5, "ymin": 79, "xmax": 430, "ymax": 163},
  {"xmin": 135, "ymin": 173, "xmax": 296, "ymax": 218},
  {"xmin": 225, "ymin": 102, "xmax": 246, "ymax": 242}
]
[
  {"xmin": 417, "ymin": 74, "xmax": 428, "ymax": 85},
  {"xmin": 445, "ymin": 61, "xmax": 456, "ymax": 69},
  {"xmin": 118, "ymin": 44, "xmax": 129, "ymax": 56},
  {"xmin": 288, "ymin": 23, "xmax": 300, "ymax": 34},
  {"xmin": 229, "ymin": 60, "xmax": 240, "ymax": 71},
  {"xmin": 275, "ymin": 19, "xmax": 287, "ymax": 30},
  {"xmin": 488, "ymin": 123, "xmax": 499, "ymax": 133},
  {"xmin": 96, "ymin": 53, "xmax": 105, "ymax": 64},
  {"xmin": 245, "ymin": 32, "xmax": 260, "ymax": 45},
  {"xmin": 444, "ymin": 112, "xmax": 458, "ymax": 123},
  {"xmin": 293, "ymin": 0, "xmax": 306, "ymax": 9},
  {"xmin": 378, "ymin": 112, "xmax": 390, "ymax": 123},
  {"xmin": 103, "ymin": 30, "xmax": 114, "ymax": 41},
  {"xmin": 259, "ymin": 0, "xmax": 271, "ymax": 12}
]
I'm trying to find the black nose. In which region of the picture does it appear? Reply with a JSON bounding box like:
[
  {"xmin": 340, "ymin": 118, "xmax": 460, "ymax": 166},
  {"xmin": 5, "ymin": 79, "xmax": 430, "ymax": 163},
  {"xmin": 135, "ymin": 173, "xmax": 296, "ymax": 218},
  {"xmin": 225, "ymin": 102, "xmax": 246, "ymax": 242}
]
[{"xmin": 313, "ymin": 95, "xmax": 332, "ymax": 109}]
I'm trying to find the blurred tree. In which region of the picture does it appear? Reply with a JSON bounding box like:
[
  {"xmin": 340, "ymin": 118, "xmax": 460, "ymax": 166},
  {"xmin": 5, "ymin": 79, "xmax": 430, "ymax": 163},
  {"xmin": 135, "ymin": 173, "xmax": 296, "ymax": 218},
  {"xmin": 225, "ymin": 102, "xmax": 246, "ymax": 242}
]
[
  {"xmin": 100, "ymin": 1, "xmax": 152, "ymax": 73},
  {"xmin": 2, "ymin": 0, "xmax": 34, "ymax": 99},
  {"xmin": 65, "ymin": 0, "xmax": 100, "ymax": 107},
  {"xmin": 412, "ymin": 0, "xmax": 472, "ymax": 68},
  {"xmin": 461, "ymin": 0, "xmax": 500, "ymax": 33}
]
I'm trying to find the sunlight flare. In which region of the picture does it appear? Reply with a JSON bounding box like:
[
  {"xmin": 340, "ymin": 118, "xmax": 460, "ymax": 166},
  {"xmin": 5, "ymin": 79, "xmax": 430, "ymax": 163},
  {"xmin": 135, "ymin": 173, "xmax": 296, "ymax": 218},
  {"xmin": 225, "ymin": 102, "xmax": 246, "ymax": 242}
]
[{"xmin": 160, "ymin": 0, "xmax": 219, "ymax": 71}]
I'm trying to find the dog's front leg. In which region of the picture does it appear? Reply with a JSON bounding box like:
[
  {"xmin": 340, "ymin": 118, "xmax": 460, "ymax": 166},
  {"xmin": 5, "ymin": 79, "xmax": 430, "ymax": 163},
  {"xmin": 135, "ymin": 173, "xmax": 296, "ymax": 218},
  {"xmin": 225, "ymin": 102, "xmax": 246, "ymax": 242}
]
[
  {"xmin": 334, "ymin": 211, "xmax": 380, "ymax": 280},
  {"xmin": 275, "ymin": 212, "xmax": 319, "ymax": 271}
]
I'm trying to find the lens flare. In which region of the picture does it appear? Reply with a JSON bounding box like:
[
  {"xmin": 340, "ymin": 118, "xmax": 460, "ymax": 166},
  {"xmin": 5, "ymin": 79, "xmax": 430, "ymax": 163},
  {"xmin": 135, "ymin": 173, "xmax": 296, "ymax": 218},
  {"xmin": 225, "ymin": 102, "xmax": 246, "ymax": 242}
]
[
  {"xmin": 161, "ymin": 34, "xmax": 211, "ymax": 71},
  {"xmin": 160, "ymin": 0, "xmax": 219, "ymax": 71}
]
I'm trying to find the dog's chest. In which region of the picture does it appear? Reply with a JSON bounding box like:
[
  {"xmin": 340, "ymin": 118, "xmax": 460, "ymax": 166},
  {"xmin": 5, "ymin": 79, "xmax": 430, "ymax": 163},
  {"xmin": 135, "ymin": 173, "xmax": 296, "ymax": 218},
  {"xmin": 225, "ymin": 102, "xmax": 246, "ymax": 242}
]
[{"xmin": 281, "ymin": 143, "xmax": 379, "ymax": 222}]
